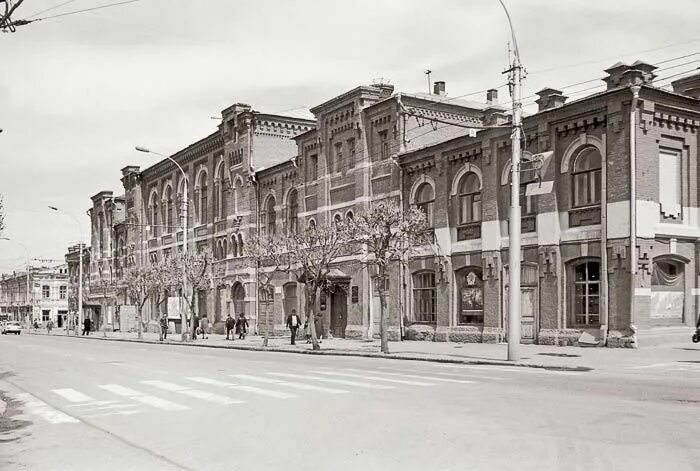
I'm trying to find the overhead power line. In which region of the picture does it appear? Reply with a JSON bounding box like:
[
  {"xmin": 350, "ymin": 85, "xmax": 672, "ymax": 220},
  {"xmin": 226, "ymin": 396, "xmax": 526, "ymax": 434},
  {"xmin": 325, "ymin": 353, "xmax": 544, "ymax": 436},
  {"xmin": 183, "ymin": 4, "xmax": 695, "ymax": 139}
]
[{"xmin": 25, "ymin": 0, "xmax": 79, "ymax": 19}]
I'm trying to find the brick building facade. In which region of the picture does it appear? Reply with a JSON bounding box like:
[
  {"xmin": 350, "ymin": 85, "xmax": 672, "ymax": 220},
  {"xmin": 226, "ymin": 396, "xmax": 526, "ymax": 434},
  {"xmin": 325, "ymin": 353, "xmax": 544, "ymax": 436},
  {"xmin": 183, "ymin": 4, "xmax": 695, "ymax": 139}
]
[
  {"xmin": 79, "ymin": 63, "xmax": 700, "ymax": 346},
  {"xmin": 0, "ymin": 265, "xmax": 69, "ymax": 328}
]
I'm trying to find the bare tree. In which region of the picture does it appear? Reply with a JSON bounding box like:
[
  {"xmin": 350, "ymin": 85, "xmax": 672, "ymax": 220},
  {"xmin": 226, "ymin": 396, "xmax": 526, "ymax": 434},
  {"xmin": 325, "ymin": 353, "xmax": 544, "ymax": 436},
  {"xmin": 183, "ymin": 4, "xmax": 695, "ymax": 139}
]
[
  {"xmin": 123, "ymin": 259, "xmax": 171, "ymax": 340},
  {"xmin": 352, "ymin": 199, "xmax": 429, "ymax": 354},
  {"xmin": 169, "ymin": 251, "xmax": 217, "ymax": 341},
  {"xmin": 247, "ymin": 234, "xmax": 290, "ymax": 347},
  {"xmin": 286, "ymin": 220, "xmax": 355, "ymax": 351}
]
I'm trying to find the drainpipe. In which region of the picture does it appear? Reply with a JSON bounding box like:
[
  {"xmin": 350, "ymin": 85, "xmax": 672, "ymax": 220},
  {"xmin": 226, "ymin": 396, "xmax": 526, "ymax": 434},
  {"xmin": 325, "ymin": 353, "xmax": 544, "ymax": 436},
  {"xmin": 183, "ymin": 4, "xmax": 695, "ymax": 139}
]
[
  {"xmin": 600, "ymin": 135, "xmax": 609, "ymax": 347},
  {"xmin": 629, "ymin": 86, "xmax": 640, "ymax": 346}
]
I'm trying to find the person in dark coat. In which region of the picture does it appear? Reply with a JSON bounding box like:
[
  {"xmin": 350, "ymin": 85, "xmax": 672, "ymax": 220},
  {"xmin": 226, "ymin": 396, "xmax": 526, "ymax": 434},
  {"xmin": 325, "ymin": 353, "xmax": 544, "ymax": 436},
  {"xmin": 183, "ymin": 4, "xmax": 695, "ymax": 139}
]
[
  {"xmin": 191, "ymin": 314, "xmax": 200, "ymax": 340},
  {"xmin": 159, "ymin": 315, "xmax": 169, "ymax": 341},
  {"xmin": 82, "ymin": 317, "xmax": 91, "ymax": 336},
  {"xmin": 225, "ymin": 314, "xmax": 235, "ymax": 340},
  {"xmin": 235, "ymin": 313, "xmax": 248, "ymax": 340},
  {"xmin": 286, "ymin": 309, "xmax": 302, "ymax": 345}
]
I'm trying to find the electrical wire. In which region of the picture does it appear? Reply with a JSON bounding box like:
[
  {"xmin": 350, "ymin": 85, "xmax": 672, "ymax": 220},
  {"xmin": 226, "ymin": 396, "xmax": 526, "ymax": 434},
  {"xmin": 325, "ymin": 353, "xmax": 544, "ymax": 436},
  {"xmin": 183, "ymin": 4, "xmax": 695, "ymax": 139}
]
[
  {"xmin": 24, "ymin": 0, "xmax": 79, "ymax": 19},
  {"xmin": 29, "ymin": 0, "xmax": 139, "ymax": 22}
]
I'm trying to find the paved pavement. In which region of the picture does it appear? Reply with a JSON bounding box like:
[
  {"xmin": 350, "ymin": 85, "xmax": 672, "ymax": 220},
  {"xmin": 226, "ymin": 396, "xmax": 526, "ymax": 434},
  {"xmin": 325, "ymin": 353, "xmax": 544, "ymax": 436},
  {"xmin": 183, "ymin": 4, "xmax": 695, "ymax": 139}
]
[{"xmin": 1, "ymin": 334, "xmax": 700, "ymax": 470}]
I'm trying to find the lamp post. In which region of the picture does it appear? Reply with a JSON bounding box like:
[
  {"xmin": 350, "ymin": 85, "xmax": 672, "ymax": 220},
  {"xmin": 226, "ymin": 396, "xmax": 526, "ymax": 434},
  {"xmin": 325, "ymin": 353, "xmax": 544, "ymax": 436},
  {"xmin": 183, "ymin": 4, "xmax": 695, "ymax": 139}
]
[
  {"xmin": 136, "ymin": 146, "xmax": 190, "ymax": 341},
  {"xmin": 0, "ymin": 237, "xmax": 31, "ymax": 326},
  {"xmin": 48, "ymin": 206, "xmax": 84, "ymax": 336},
  {"xmin": 498, "ymin": 0, "xmax": 524, "ymax": 361}
]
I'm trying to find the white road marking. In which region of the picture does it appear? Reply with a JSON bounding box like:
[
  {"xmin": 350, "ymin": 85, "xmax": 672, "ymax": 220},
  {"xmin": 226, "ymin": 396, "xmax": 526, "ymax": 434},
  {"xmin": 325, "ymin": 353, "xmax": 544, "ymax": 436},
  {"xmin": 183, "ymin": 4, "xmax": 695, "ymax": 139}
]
[
  {"xmin": 141, "ymin": 380, "xmax": 243, "ymax": 405},
  {"xmin": 436, "ymin": 364, "xmax": 584, "ymax": 375},
  {"xmin": 13, "ymin": 393, "xmax": 80, "ymax": 424},
  {"xmin": 632, "ymin": 362, "xmax": 683, "ymax": 369},
  {"xmin": 311, "ymin": 370, "xmax": 435, "ymax": 386},
  {"xmin": 52, "ymin": 388, "xmax": 95, "ymax": 403},
  {"xmin": 375, "ymin": 366, "xmax": 507, "ymax": 381},
  {"xmin": 186, "ymin": 377, "xmax": 297, "ymax": 399},
  {"xmin": 66, "ymin": 400, "xmax": 120, "ymax": 408},
  {"xmin": 82, "ymin": 410, "xmax": 140, "ymax": 418},
  {"xmin": 268, "ymin": 372, "xmax": 394, "ymax": 390},
  {"xmin": 230, "ymin": 374, "xmax": 348, "ymax": 394},
  {"xmin": 346, "ymin": 368, "xmax": 474, "ymax": 384},
  {"xmin": 98, "ymin": 384, "xmax": 190, "ymax": 411}
]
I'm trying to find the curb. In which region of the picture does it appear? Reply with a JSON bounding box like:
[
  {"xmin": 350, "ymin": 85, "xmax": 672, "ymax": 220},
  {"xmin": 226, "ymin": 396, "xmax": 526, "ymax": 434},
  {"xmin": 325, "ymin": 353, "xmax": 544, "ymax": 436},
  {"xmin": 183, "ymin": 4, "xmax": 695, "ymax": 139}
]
[{"xmin": 24, "ymin": 332, "xmax": 592, "ymax": 372}]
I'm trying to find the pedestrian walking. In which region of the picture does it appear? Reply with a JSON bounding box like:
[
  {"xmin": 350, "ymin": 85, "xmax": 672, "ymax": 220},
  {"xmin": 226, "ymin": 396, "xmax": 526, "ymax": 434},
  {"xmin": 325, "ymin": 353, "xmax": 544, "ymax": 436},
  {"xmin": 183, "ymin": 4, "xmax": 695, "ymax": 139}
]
[
  {"xmin": 286, "ymin": 309, "xmax": 302, "ymax": 345},
  {"xmin": 225, "ymin": 314, "xmax": 235, "ymax": 340},
  {"xmin": 82, "ymin": 317, "xmax": 91, "ymax": 336},
  {"xmin": 200, "ymin": 316, "xmax": 210, "ymax": 340},
  {"xmin": 33, "ymin": 320, "xmax": 39, "ymax": 332},
  {"xmin": 159, "ymin": 315, "xmax": 169, "ymax": 341},
  {"xmin": 46, "ymin": 319, "xmax": 54, "ymax": 335},
  {"xmin": 191, "ymin": 314, "xmax": 200, "ymax": 340},
  {"xmin": 235, "ymin": 313, "xmax": 248, "ymax": 340}
]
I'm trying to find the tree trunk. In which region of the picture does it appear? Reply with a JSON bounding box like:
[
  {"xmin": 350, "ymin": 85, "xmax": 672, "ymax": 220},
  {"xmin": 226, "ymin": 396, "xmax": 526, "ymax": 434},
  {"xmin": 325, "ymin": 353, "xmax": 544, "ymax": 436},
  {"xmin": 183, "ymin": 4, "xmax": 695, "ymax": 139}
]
[
  {"xmin": 137, "ymin": 304, "xmax": 143, "ymax": 340},
  {"xmin": 305, "ymin": 283, "xmax": 320, "ymax": 351},
  {"xmin": 262, "ymin": 291, "xmax": 270, "ymax": 347},
  {"xmin": 379, "ymin": 271, "xmax": 389, "ymax": 354}
]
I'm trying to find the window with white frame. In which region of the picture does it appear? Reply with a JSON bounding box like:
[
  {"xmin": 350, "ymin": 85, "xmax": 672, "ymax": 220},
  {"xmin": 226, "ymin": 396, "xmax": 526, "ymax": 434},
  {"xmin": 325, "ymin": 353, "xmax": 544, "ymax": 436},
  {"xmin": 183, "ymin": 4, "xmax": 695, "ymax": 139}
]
[
  {"xmin": 42, "ymin": 285, "xmax": 50, "ymax": 299},
  {"xmin": 571, "ymin": 147, "xmax": 602, "ymax": 208},
  {"xmin": 659, "ymin": 149, "xmax": 681, "ymax": 218}
]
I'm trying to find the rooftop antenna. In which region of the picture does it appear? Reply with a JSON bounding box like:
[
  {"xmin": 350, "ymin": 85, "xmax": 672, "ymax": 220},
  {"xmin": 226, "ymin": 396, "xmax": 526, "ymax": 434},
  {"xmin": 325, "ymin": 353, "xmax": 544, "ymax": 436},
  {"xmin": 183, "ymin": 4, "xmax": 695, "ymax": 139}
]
[{"xmin": 424, "ymin": 69, "xmax": 432, "ymax": 94}]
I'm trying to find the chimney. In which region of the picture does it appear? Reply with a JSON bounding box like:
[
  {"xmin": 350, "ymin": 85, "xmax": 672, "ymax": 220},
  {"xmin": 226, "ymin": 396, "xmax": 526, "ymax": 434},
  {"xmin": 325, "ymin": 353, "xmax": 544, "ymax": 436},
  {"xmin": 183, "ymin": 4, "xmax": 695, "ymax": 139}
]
[
  {"xmin": 433, "ymin": 81, "xmax": 446, "ymax": 96},
  {"xmin": 603, "ymin": 60, "xmax": 657, "ymax": 90},
  {"xmin": 486, "ymin": 88, "xmax": 498, "ymax": 105},
  {"xmin": 376, "ymin": 83, "xmax": 395, "ymax": 98},
  {"xmin": 671, "ymin": 72, "xmax": 700, "ymax": 98},
  {"xmin": 483, "ymin": 106, "xmax": 509, "ymax": 127},
  {"xmin": 535, "ymin": 88, "xmax": 568, "ymax": 111},
  {"xmin": 120, "ymin": 166, "xmax": 140, "ymax": 178}
]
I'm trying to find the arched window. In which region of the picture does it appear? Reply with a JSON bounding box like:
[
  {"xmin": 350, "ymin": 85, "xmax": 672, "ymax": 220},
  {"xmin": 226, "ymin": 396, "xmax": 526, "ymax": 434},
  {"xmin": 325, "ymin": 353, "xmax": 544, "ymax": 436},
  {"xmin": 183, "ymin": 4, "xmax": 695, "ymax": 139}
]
[
  {"xmin": 288, "ymin": 189, "xmax": 299, "ymax": 234},
  {"xmin": 163, "ymin": 186, "xmax": 173, "ymax": 233},
  {"xmin": 215, "ymin": 164, "xmax": 227, "ymax": 220},
  {"xmin": 458, "ymin": 173, "xmax": 481, "ymax": 224},
  {"xmin": 651, "ymin": 257, "xmax": 685, "ymax": 320},
  {"xmin": 572, "ymin": 147, "xmax": 601, "ymax": 208},
  {"xmin": 263, "ymin": 196, "xmax": 276, "ymax": 236},
  {"xmin": 334, "ymin": 213, "xmax": 342, "ymax": 226},
  {"xmin": 571, "ymin": 260, "xmax": 600, "ymax": 327},
  {"xmin": 98, "ymin": 213, "xmax": 105, "ymax": 255},
  {"xmin": 198, "ymin": 172, "xmax": 208, "ymax": 224},
  {"xmin": 237, "ymin": 233, "xmax": 244, "ymax": 256},
  {"xmin": 412, "ymin": 271, "xmax": 436, "ymax": 323},
  {"xmin": 148, "ymin": 193, "xmax": 159, "ymax": 238},
  {"xmin": 231, "ymin": 282, "xmax": 245, "ymax": 317},
  {"xmin": 308, "ymin": 218, "xmax": 317, "ymax": 229},
  {"xmin": 345, "ymin": 211, "xmax": 354, "ymax": 221},
  {"xmin": 230, "ymin": 236, "xmax": 238, "ymax": 258},
  {"xmin": 415, "ymin": 183, "xmax": 435, "ymax": 227}
]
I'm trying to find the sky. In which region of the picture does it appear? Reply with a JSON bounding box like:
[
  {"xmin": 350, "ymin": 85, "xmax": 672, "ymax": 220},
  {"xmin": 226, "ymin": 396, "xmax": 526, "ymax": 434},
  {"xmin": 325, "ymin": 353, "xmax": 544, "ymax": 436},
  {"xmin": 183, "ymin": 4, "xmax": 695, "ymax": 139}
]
[{"xmin": 0, "ymin": 0, "xmax": 698, "ymax": 272}]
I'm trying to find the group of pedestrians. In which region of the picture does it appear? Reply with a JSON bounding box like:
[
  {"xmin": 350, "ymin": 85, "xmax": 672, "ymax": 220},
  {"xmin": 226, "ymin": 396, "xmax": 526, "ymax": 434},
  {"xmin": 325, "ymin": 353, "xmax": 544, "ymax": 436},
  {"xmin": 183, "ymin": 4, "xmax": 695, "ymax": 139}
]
[
  {"xmin": 225, "ymin": 313, "xmax": 249, "ymax": 340},
  {"xmin": 156, "ymin": 312, "xmax": 250, "ymax": 342}
]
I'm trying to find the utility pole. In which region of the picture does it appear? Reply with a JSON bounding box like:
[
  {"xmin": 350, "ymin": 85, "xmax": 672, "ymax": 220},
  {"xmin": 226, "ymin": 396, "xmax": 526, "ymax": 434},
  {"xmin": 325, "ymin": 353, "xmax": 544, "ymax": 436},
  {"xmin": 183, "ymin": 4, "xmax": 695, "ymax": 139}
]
[{"xmin": 498, "ymin": 0, "xmax": 524, "ymax": 361}]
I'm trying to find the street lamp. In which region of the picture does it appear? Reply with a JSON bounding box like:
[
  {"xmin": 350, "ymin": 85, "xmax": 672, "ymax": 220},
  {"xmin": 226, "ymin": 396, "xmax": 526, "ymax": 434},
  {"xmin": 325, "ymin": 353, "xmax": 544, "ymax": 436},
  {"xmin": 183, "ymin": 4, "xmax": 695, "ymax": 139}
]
[
  {"xmin": 498, "ymin": 0, "xmax": 524, "ymax": 361},
  {"xmin": 135, "ymin": 145, "xmax": 190, "ymax": 341},
  {"xmin": 48, "ymin": 205, "xmax": 84, "ymax": 336},
  {"xmin": 0, "ymin": 237, "xmax": 31, "ymax": 325}
]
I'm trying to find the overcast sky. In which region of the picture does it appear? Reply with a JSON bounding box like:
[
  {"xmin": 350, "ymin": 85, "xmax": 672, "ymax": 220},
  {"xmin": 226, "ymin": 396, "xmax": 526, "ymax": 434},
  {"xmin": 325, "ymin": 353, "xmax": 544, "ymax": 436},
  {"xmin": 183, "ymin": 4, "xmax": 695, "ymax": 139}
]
[{"xmin": 0, "ymin": 0, "xmax": 698, "ymax": 271}]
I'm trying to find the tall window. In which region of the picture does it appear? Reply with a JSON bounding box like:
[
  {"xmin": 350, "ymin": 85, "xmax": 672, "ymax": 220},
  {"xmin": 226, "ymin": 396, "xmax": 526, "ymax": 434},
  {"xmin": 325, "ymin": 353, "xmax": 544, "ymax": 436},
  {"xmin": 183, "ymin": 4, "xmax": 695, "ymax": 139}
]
[
  {"xmin": 572, "ymin": 261, "xmax": 600, "ymax": 326},
  {"xmin": 379, "ymin": 130, "xmax": 389, "ymax": 160},
  {"xmin": 308, "ymin": 154, "xmax": 318, "ymax": 180},
  {"xmin": 288, "ymin": 189, "xmax": 299, "ymax": 234},
  {"xmin": 265, "ymin": 197, "xmax": 276, "ymax": 236},
  {"xmin": 59, "ymin": 286, "xmax": 67, "ymax": 300},
  {"xmin": 198, "ymin": 172, "xmax": 208, "ymax": 224},
  {"xmin": 42, "ymin": 285, "xmax": 50, "ymax": 299},
  {"xmin": 412, "ymin": 271, "xmax": 436, "ymax": 323},
  {"xmin": 334, "ymin": 142, "xmax": 343, "ymax": 174},
  {"xmin": 215, "ymin": 165, "xmax": 226, "ymax": 220},
  {"xmin": 659, "ymin": 150, "xmax": 681, "ymax": 218},
  {"xmin": 348, "ymin": 139, "xmax": 356, "ymax": 169},
  {"xmin": 572, "ymin": 147, "xmax": 602, "ymax": 208},
  {"xmin": 148, "ymin": 193, "xmax": 158, "ymax": 237},
  {"xmin": 415, "ymin": 183, "xmax": 435, "ymax": 227},
  {"xmin": 98, "ymin": 214, "xmax": 105, "ymax": 254},
  {"xmin": 458, "ymin": 173, "xmax": 481, "ymax": 224},
  {"xmin": 163, "ymin": 186, "xmax": 173, "ymax": 233}
]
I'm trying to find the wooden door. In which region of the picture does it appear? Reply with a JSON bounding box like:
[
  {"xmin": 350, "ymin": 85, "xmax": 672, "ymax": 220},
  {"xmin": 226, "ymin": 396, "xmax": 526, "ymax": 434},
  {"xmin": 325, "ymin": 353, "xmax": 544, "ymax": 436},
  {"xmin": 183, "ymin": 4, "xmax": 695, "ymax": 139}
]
[{"xmin": 330, "ymin": 290, "xmax": 347, "ymax": 338}]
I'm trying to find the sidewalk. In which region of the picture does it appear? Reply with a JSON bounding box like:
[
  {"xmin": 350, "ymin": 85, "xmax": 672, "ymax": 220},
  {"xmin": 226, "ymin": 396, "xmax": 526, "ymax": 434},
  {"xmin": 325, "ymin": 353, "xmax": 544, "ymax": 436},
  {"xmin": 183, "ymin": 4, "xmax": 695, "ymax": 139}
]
[{"xmin": 26, "ymin": 329, "xmax": 700, "ymax": 372}]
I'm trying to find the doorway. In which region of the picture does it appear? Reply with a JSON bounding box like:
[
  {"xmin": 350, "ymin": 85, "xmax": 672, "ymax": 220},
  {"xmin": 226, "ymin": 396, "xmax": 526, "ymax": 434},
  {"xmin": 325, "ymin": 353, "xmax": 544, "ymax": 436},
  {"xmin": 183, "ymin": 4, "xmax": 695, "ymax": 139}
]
[
  {"xmin": 283, "ymin": 283, "xmax": 298, "ymax": 319},
  {"xmin": 330, "ymin": 288, "xmax": 347, "ymax": 338},
  {"xmin": 503, "ymin": 264, "xmax": 539, "ymax": 343}
]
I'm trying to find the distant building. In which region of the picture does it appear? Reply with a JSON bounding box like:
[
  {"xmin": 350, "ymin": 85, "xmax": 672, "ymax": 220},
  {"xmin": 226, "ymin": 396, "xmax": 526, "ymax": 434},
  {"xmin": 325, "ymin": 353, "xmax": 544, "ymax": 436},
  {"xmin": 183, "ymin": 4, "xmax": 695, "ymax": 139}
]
[
  {"xmin": 80, "ymin": 63, "xmax": 700, "ymax": 346},
  {"xmin": 0, "ymin": 265, "xmax": 70, "ymax": 327}
]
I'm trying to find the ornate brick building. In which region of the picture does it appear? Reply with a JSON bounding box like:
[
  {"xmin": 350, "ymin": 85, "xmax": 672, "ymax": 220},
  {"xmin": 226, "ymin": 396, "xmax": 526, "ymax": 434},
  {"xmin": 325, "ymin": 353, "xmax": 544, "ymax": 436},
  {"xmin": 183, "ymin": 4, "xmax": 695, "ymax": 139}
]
[{"xmin": 80, "ymin": 64, "xmax": 700, "ymax": 346}]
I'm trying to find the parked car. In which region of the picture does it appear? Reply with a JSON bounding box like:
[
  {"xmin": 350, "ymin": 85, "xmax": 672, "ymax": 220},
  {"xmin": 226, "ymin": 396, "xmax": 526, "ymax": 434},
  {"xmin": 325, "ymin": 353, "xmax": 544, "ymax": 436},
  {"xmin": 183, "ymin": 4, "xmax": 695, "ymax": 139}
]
[{"xmin": 1, "ymin": 321, "xmax": 22, "ymax": 335}]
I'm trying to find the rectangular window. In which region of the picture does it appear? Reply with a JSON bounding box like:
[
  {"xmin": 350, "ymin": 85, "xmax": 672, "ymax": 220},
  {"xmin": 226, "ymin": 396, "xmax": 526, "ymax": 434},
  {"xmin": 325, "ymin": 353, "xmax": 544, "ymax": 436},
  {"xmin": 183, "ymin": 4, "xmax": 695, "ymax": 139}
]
[
  {"xmin": 412, "ymin": 272, "xmax": 436, "ymax": 323},
  {"xmin": 379, "ymin": 131, "xmax": 389, "ymax": 160},
  {"xmin": 42, "ymin": 310, "xmax": 50, "ymax": 322},
  {"xmin": 59, "ymin": 286, "xmax": 67, "ymax": 300},
  {"xmin": 309, "ymin": 154, "xmax": 318, "ymax": 180},
  {"xmin": 334, "ymin": 142, "xmax": 343, "ymax": 174},
  {"xmin": 659, "ymin": 150, "xmax": 681, "ymax": 218},
  {"xmin": 42, "ymin": 285, "xmax": 50, "ymax": 299},
  {"xmin": 348, "ymin": 139, "xmax": 356, "ymax": 168}
]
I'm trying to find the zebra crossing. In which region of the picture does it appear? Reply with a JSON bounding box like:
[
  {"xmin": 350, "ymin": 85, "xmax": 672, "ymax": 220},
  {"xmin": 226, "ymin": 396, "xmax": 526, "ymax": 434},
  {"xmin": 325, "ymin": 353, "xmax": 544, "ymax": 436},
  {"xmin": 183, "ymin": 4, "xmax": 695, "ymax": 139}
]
[{"xmin": 9, "ymin": 367, "xmax": 495, "ymax": 426}]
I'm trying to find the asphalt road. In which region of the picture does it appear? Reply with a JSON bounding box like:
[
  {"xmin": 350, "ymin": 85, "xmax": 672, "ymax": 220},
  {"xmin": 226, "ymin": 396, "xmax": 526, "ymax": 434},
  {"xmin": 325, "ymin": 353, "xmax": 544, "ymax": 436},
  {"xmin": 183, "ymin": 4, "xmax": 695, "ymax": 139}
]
[{"xmin": 1, "ymin": 335, "xmax": 699, "ymax": 471}]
